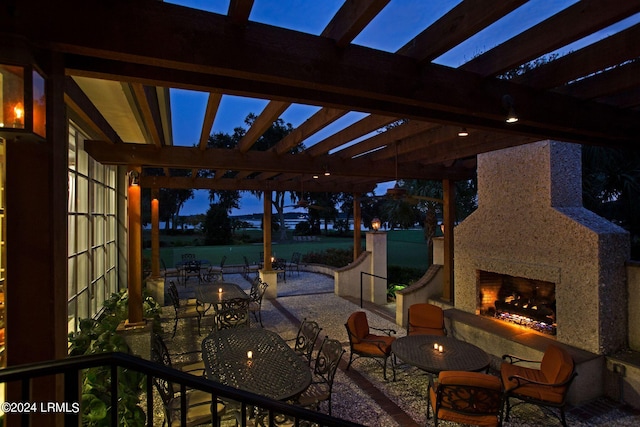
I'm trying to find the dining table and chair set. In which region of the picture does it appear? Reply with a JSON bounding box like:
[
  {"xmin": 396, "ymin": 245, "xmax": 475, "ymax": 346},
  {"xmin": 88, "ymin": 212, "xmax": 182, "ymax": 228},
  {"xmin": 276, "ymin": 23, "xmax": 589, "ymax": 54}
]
[
  {"xmin": 162, "ymin": 288, "xmax": 577, "ymax": 427},
  {"xmin": 344, "ymin": 303, "xmax": 578, "ymax": 427}
]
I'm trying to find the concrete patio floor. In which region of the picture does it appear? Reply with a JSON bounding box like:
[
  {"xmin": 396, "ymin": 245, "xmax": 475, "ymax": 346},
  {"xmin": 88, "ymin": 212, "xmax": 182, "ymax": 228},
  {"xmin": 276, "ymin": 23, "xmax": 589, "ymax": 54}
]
[{"xmin": 158, "ymin": 271, "xmax": 640, "ymax": 426}]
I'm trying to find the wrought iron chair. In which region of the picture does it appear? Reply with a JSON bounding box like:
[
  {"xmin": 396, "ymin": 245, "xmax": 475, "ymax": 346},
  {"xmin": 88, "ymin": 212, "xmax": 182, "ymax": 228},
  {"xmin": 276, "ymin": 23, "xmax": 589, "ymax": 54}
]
[
  {"xmin": 162, "ymin": 258, "xmax": 182, "ymax": 284},
  {"xmin": 286, "ymin": 252, "xmax": 301, "ymax": 276},
  {"xmin": 167, "ymin": 281, "xmax": 203, "ymax": 338},
  {"xmin": 243, "ymin": 255, "xmax": 260, "ymax": 279},
  {"xmin": 248, "ymin": 277, "xmax": 269, "ymax": 327},
  {"xmin": 407, "ymin": 303, "xmax": 447, "ymax": 336},
  {"xmin": 212, "ymin": 297, "xmax": 250, "ymax": 331},
  {"xmin": 501, "ymin": 343, "xmax": 577, "ymax": 427},
  {"xmin": 205, "ymin": 255, "xmax": 226, "ymax": 281},
  {"xmin": 151, "ymin": 333, "xmax": 225, "ymax": 427},
  {"xmin": 427, "ymin": 370, "xmax": 503, "ymax": 427},
  {"xmin": 291, "ymin": 318, "xmax": 322, "ymax": 366},
  {"xmin": 296, "ymin": 336, "xmax": 345, "ymax": 416},
  {"xmin": 344, "ymin": 311, "xmax": 396, "ymax": 380}
]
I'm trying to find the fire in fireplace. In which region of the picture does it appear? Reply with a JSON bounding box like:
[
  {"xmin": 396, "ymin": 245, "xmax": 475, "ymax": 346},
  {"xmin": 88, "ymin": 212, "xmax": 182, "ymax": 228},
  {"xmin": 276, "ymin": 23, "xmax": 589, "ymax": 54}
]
[{"xmin": 477, "ymin": 270, "xmax": 556, "ymax": 335}]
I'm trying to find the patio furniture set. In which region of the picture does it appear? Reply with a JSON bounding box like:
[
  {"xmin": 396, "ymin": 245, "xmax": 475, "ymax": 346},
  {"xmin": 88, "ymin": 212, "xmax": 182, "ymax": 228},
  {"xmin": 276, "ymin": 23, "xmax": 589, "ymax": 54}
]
[
  {"xmin": 163, "ymin": 289, "xmax": 577, "ymax": 427},
  {"xmin": 345, "ymin": 303, "xmax": 577, "ymax": 427}
]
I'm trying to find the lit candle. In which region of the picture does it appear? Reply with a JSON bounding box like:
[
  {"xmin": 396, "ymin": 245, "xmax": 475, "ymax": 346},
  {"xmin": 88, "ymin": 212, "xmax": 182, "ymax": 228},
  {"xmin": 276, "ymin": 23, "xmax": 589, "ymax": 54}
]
[
  {"xmin": 218, "ymin": 288, "xmax": 223, "ymax": 293},
  {"xmin": 247, "ymin": 351, "xmax": 253, "ymax": 359},
  {"xmin": 438, "ymin": 345, "xmax": 443, "ymax": 353},
  {"xmin": 433, "ymin": 343, "xmax": 439, "ymax": 350}
]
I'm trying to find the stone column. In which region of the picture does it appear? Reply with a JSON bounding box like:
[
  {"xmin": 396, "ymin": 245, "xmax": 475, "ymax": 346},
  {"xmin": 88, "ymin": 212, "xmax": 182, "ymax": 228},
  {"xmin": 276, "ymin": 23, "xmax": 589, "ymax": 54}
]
[{"xmin": 366, "ymin": 231, "xmax": 387, "ymax": 304}]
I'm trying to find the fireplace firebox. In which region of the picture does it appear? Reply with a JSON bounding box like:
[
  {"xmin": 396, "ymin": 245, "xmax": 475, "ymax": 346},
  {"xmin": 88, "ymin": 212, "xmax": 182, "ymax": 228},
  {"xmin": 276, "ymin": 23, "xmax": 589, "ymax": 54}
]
[{"xmin": 477, "ymin": 270, "xmax": 556, "ymax": 335}]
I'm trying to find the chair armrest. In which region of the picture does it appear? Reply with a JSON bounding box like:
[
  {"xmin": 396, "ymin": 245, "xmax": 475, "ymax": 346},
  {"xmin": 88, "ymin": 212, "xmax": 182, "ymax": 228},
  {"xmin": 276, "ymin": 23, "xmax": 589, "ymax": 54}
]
[
  {"xmin": 507, "ymin": 371, "xmax": 577, "ymax": 390},
  {"xmin": 502, "ymin": 354, "xmax": 541, "ymax": 365},
  {"xmin": 370, "ymin": 326, "xmax": 396, "ymax": 336}
]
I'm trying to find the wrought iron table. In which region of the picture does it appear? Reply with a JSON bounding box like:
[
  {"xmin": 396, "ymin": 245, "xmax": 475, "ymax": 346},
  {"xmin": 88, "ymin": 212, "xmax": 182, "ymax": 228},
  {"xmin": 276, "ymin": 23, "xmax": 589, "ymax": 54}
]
[
  {"xmin": 392, "ymin": 335, "xmax": 490, "ymax": 375},
  {"xmin": 201, "ymin": 328, "xmax": 312, "ymax": 401},
  {"xmin": 195, "ymin": 282, "xmax": 248, "ymax": 304}
]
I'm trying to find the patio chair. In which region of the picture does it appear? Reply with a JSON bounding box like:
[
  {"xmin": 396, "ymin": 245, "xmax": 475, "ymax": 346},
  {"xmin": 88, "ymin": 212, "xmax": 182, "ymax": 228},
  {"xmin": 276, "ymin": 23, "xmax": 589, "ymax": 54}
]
[
  {"xmin": 286, "ymin": 252, "xmax": 301, "ymax": 276},
  {"xmin": 290, "ymin": 318, "xmax": 322, "ymax": 366},
  {"xmin": 242, "ymin": 255, "xmax": 260, "ymax": 279},
  {"xmin": 344, "ymin": 311, "xmax": 396, "ymax": 380},
  {"xmin": 407, "ymin": 303, "xmax": 447, "ymax": 336},
  {"xmin": 168, "ymin": 281, "xmax": 203, "ymax": 338},
  {"xmin": 212, "ymin": 297, "xmax": 250, "ymax": 331},
  {"xmin": 182, "ymin": 260, "xmax": 202, "ymax": 285},
  {"xmin": 427, "ymin": 370, "xmax": 503, "ymax": 427},
  {"xmin": 204, "ymin": 255, "xmax": 226, "ymax": 281},
  {"xmin": 151, "ymin": 333, "xmax": 225, "ymax": 427},
  {"xmin": 248, "ymin": 277, "xmax": 269, "ymax": 327},
  {"xmin": 501, "ymin": 343, "xmax": 577, "ymax": 427},
  {"xmin": 162, "ymin": 259, "xmax": 182, "ymax": 284},
  {"xmin": 296, "ymin": 336, "xmax": 345, "ymax": 416}
]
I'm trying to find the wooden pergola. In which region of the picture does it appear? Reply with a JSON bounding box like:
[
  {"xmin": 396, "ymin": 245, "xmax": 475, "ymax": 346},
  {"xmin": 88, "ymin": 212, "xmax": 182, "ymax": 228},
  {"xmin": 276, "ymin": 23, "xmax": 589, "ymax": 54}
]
[
  {"xmin": 7, "ymin": 0, "xmax": 639, "ymax": 307},
  {"xmin": 2, "ymin": 0, "xmax": 640, "ymax": 414}
]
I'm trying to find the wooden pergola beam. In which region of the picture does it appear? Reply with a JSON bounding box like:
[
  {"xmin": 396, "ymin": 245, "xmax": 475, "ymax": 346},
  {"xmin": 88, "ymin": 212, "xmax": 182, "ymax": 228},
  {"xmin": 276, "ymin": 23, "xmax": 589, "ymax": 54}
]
[
  {"xmin": 84, "ymin": 141, "xmax": 473, "ymax": 180},
  {"xmin": 16, "ymin": 0, "xmax": 640, "ymax": 145}
]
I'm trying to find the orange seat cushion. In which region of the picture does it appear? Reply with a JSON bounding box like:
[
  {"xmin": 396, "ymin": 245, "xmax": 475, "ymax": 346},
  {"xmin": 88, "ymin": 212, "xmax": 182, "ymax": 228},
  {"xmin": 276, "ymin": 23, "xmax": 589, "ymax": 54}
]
[
  {"xmin": 501, "ymin": 344, "xmax": 574, "ymax": 404},
  {"xmin": 352, "ymin": 334, "xmax": 395, "ymax": 356},
  {"xmin": 347, "ymin": 311, "xmax": 370, "ymax": 343}
]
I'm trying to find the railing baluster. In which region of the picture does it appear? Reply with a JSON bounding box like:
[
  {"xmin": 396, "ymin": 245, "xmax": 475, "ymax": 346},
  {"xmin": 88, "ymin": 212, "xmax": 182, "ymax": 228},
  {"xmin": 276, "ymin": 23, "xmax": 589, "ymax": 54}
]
[
  {"xmin": 146, "ymin": 373, "xmax": 154, "ymax": 426},
  {"xmin": 64, "ymin": 366, "xmax": 80, "ymax": 426},
  {"xmin": 180, "ymin": 383, "xmax": 187, "ymax": 426},
  {"xmin": 111, "ymin": 364, "xmax": 118, "ymax": 426},
  {"xmin": 21, "ymin": 378, "xmax": 29, "ymax": 427}
]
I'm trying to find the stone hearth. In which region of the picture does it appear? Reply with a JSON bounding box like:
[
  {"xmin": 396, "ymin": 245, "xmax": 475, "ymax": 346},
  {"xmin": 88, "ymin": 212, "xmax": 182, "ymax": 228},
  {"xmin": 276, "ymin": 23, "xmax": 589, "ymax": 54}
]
[{"xmin": 454, "ymin": 140, "xmax": 629, "ymax": 355}]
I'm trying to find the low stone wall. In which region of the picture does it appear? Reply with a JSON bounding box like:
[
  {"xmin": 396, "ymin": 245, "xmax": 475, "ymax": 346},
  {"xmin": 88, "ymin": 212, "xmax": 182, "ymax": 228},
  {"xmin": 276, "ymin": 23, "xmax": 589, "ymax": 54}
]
[
  {"xmin": 334, "ymin": 251, "xmax": 371, "ymax": 299},
  {"xmin": 394, "ymin": 265, "xmax": 443, "ymax": 327}
]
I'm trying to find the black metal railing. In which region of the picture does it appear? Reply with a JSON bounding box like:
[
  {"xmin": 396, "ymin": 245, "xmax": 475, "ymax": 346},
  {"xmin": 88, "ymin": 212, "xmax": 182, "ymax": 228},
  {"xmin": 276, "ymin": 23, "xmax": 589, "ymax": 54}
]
[
  {"xmin": 0, "ymin": 352, "xmax": 364, "ymax": 427},
  {"xmin": 359, "ymin": 272, "xmax": 388, "ymax": 308}
]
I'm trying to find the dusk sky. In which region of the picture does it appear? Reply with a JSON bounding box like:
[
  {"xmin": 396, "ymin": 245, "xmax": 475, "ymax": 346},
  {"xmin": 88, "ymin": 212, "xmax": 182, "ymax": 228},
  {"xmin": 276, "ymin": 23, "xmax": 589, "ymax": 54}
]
[{"xmin": 167, "ymin": 0, "xmax": 636, "ymax": 216}]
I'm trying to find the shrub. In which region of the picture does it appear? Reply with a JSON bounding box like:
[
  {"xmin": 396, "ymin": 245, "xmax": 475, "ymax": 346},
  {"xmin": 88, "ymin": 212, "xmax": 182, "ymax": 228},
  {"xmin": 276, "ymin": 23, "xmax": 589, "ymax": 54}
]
[
  {"xmin": 68, "ymin": 290, "xmax": 160, "ymax": 427},
  {"xmin": 302, "ymin": 247, "xmax": 352, "ymax": 268}
]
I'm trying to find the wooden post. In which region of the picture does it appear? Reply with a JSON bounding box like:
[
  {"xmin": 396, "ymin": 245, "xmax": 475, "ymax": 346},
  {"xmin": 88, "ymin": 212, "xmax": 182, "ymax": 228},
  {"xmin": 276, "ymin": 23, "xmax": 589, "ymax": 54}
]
[
  {"xmin": 442, "ymin": 179, "xmax": 455, "ymax": 302},
  {"xmin": 353, "ymin": 193, "xmax": 362, "ymax": 260},
  {"xmin": 263, "ymin": 191, "xmax": 272, "ymax": 270},
  {"xmin": 151, "ymin": 189, "xmax": 160, "ymax": 278},
  {"xmin": 127, "ymin": 167, "xmax": 143, "ymax": 325}
]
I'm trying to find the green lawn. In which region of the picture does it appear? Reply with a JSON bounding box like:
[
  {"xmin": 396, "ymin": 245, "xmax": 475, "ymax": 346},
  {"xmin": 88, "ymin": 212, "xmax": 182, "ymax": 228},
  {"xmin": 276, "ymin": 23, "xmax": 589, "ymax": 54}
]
[{"xmin": 143, "ymin": 228, "xmax": 429, "ymax": 270}]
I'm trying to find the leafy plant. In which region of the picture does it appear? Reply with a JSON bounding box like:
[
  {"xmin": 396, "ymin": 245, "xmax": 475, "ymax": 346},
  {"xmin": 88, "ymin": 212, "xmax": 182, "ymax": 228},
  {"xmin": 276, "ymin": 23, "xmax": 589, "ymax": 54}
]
[{"xmin": 68, "ymin": 290, "xmax": 160, "ymax": 426}]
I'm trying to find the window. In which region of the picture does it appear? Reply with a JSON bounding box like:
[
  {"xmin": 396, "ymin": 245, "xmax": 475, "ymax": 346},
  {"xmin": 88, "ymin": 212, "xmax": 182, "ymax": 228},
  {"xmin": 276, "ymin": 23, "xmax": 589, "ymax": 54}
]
[{"xmin": 67, "ymin": 123, "xmax": 118, "ymax": 335}]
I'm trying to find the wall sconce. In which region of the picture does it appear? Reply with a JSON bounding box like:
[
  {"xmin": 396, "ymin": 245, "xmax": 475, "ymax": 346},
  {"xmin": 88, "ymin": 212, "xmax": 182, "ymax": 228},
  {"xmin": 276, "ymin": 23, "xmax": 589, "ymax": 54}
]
[
  {"xmin": 502, "ymin": 95, "xmax": 518, "ymax": 123},
  {"xmin": 128, "ymin": 170, "xmax": 140, "ymax": 186},
  {"xmin": 371, "ymin": 217, "xmax": 381, "ymax": 232},
  {"xmin": 440, "ymin": 223, "xmax": 445, "ymax": 235},
  {"xmin": 457, "ymin": 127, "xmax": 469, "ymax": 137},
  {"xmin": 0, "ymin": 62, "xmax": 46, "ymax": 141}
]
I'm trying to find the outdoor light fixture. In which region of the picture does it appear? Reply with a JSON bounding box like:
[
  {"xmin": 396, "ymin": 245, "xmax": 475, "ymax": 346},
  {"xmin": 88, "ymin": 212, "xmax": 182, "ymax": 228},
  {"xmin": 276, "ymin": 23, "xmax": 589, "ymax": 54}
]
[
  {"xmin": 457, "ymin": 127, "xmax": 469, "ymax": 137},
  {"xmin": 502, "ymin": 94, "xmax": 518, "ymax": 123},
  {"xmin": 324, "ymin": 165, "xmax": 331, "ymax": 176},
  {"xmin": 128, "ymin": 170, "xmax": 140, "ymax": 186},
  {"xmin": 0, "ymin": 61, "xmax": 46, "ymax": 141},
  {"xmin": 371, "ymin": 217, "xmax": 381, "ymax": 232}
]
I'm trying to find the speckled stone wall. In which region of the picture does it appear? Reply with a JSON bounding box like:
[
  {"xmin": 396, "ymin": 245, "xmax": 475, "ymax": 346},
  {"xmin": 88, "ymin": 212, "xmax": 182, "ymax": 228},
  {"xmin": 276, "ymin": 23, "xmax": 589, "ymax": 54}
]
[{"xmin": 454, "ymin": 140, "xmax": 629, "ymax": 354}]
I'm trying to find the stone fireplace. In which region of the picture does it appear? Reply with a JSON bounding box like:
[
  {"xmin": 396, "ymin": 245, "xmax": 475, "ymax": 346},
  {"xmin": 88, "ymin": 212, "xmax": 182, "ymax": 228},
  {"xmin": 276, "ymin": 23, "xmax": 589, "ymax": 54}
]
[{"xmin": 454, "ymin": 140, "xmax": 629, "ymax": 355}]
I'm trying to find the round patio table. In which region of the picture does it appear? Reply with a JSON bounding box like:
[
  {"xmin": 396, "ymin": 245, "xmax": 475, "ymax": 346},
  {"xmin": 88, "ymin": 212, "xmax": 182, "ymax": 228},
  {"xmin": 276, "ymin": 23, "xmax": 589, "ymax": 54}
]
[{"xmin": 392, "ymin": 335, "xmax": 490, "ymax": 374}]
